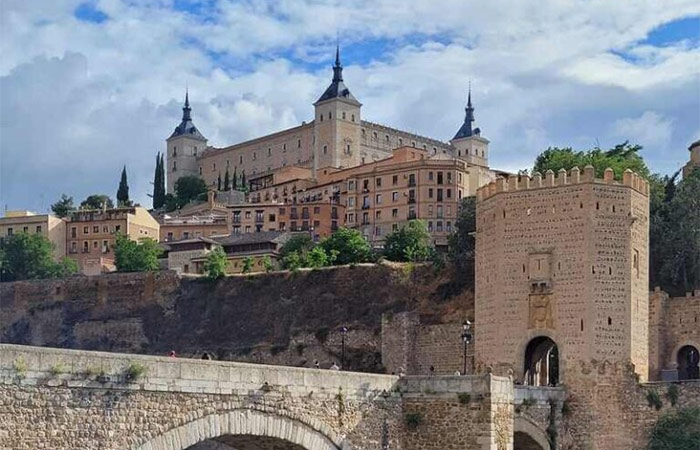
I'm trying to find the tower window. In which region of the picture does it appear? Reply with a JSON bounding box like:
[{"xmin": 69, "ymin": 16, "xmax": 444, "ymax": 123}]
[
  {"xmin": 328, "ymin": 112, "xmax": 332, "ymax": 119},
  {"xmin": 342, "ymin": 112, "xmax": 346, "ymax": 120},
  {"xmin": 268, "ymin": 148, "xmax": 272, "ymax": 156},
  {"xmin": 323, "ymin": 145, "xmax": 328, "ymax": 155},
  {"xmin": 199, "ymin": 167, "xmax": 202, "ymax": 175},
  {"xmin": 173, "ymin": 161, "xmax": 177, "ymax": 171},
  {"xmin": 297, "ymin": 139, "xmax": 301, "ymax": 148},
  {"xmin": 351, "ymin": 114, "xmax": 355, "ymax": 122},
  {"xmin": 173, "ymin": 147, "xmax": 177, "ymax": 156},
  {"xmin": 240, "ymin": 155, "xmax": 243, "ymax": 164}
]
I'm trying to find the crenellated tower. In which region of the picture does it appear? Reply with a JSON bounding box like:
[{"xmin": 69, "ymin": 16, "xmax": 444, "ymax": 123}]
[
  {"xmin": 313, "ymin": 45, "xmax": 362, "ymax": 172},
  {"xmin": 475, "ymin": 166, "xmax": 650, "ymax": 384},
  {"xmin": 166, "ymin": 91, "xmax": 208, "ymax": 194}
]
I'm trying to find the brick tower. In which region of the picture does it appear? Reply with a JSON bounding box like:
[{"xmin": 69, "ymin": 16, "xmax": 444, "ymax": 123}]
[{"xmin": 474, "ymin": 166, "xmax": 650, "ymax": 384}]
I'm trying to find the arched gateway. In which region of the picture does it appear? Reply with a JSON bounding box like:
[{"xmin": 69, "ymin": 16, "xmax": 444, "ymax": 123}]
[
  {"xmin": 135, "ymin": 409, "xmax": 339, "ymax": 450},
  {"xmin": 523, "ymin": 336, "xmax": 559, "ymax": 387}
]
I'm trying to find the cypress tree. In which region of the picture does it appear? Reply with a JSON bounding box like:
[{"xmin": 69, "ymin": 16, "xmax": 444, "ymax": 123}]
[
  {"xmin": 117, "ymin": 166, "xmax": 130, "ymax": 206},
  {"xmin": 241, "ymin": 170, "xmax": 246, "ymax": 192},
  {"xmin": 232, "ymin": 167, "xmax": 238, "ymax": 189},
  {"xmin": 217, "ymin": 172, "xmax": 222, "ymax": 191},
  {"xmin": 224, "ymin": 168, "xmax": 230, "ymax": 191},
  {"xmin": 153, "ymin": 153, "xmax": 162, "ymax": 209},
  {"xmin": 158, "ymin": 153, "xmax": 166, "ymax": 206}
]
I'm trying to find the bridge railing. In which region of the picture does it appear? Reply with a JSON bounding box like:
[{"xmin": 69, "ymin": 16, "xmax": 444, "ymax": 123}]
[{"xmin": 0, "ymin": 344, "xmax": 398, "ymax": 399}]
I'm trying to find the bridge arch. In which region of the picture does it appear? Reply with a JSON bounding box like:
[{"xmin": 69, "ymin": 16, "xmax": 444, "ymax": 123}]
[
  {"xmin": 134, "ymin": 408, "xmax": 341, "ymax": 450},
  {"xmin": 514, "ymin": 416, "xmax": 552, "ymax": 450}
]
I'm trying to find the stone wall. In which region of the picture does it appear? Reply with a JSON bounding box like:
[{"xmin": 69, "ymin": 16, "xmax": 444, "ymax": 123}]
[
  {"xmin": 0, "ymin": 264, "xmax": 473, "ymax": 374},
  {"xmin": 382, "ymin": 311, "xmax": 474, "ymax": 376},
  {"xmin": 649, "ymin": 288, "xmax": 700, "ymax": 380},
  {"xmin": 0, "ymin": 344, "xmax": 515, "ymax": 450}
]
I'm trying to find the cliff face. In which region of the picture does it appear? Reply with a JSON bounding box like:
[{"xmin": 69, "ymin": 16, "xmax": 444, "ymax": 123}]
[{"xmin": 0, "ymin": 264, "xmax": 473, "ymax": 372}]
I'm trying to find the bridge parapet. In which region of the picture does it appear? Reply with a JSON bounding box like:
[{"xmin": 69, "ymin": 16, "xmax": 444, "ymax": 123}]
[
  {"xmin": 515, "ymin": 385, "xmax": 566, "ymax": 405},
  {"xmin": 0, "ymin": 343, "xmax": 398, "ymax": 399}
]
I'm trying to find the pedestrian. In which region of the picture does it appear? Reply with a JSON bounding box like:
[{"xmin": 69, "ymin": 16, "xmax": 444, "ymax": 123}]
[
  {"xmin": 314, "ymin": 360, "xmax": 320, "ymax": 369},
  {"xmin": 169, "ymin": 350, "xmax": 176, "ymax": 358},
  {"xmin": 330, "ymin": 362, "xmax": 340, "ymax": 370}
]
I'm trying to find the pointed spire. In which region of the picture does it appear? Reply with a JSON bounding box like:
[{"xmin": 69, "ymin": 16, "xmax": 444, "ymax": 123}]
[
  {"xmin": 182, "ymin": 88, "xmax": 192, "ymax": 122},
  {"xmin": 453, "ymin": 83, "xmax": 477, "ymax": 140},
  {"xmin": 332, "ymin": 42, "xmax": 343, "ymax": 83}
]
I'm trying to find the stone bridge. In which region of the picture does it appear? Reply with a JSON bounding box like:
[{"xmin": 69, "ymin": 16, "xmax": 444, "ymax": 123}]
[{"xmin": 0, "ymin": 344, "xmax": 561, "ymax": 450}]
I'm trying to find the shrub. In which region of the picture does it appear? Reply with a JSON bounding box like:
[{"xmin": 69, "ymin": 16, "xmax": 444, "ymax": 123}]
[
  {"xmin": 114, "ymin": 234, "xmax": 162, "ymax": 272},
  {"xmin": 647, "ymin": 407, "xmax": 700, "ymax": 450},
  {"xmin": 262, "ymin": 255, "xmax": 274, "ymax": 273},
  {"xmin": 384, "ymin": 220, "xmax": 434, "ymax": 262},
  {"xmin": 457, "ymin": 393, "xmax": 471, "ymax": 405},
  {"xmin": 50, "ymin": 363, "xmax": 66, "ymax": 376},
  {"xmin": 405, "ymin": 412, "xmax": 423, "ymax": 430},
  {"xmin": 13, "ymin": 357, "xmax": 27, "ymax": 379},
  {"xmin": 647, "ymin": 390, "xmax": 663, "ymax": 410},
  {"xmin": 314, "ymin": 327, "xmax": 330, "ymax": 343},
  {"xmin": 125, "ymin": 362, "xmax": 147, "ymax": 381},
  {"xmin": 241, "ymin": 256, "xmax": 254, "ymax": 274},
  {"xmin": 667, "ymin": 384, "xmax": 679, "ymax": 407},
  {"xmin": 203, "ymin": 246, "xmax": 227, "ymax": 280},
  {"xmin": 319, "ymin": 227, "xmax": 371, "ymax": 265}
]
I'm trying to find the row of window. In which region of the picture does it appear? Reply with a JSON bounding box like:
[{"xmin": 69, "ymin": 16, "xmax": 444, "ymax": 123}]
[
  {"xmin": 319, "ymin": 111, "xmax": 356, "ymax": 122},
  {"xmin": 70, "ymin": 224, "xmax": 121, "ymax": 238},
  {"xmin": 349, "ymin": 171, "xmax": 459, "ymax": 191},
  {"xmin": 4, "ymin": 225, "xmax": 42, "ymax": 236},
  {"xmin": 361, "ymin": 129, "xmax": 438, "ymax": 152},
  {"xmin": 356, "ymin": 220, "xmax": 453, "ymax": 237},
  {"xmin": 69, "ymin": 240, "xmax": 110, "ymax": 254}
]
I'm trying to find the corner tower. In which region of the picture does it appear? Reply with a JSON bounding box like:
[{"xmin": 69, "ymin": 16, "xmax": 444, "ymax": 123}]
[
  {"xmin": 474, "ymin": 167, "xmax": 650, "ymax": 383},
  {"xmin": 450, "ymin": 86, "xmax": 489, "ymax": 168},
  {"xmin": 166, "ymin": 91, "xmax": 208, "ymax": 194},
  {"xmin": 313, "ymin": 45, "xmax": 362, "ymax": 171}
]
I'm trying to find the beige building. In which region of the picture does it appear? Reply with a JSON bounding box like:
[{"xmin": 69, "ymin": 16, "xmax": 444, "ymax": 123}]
[
  {"xmin": 166, "ymin": 47, "xmax": 496, "ymax": 200},
  {"xmin": 0, "ymin": 211, "xmax": 67, "ymax": 260},
  {"xmin": 66, "ymin": 207, "xmax": 160, "ymax": 275},
  {"xmin": 475, "ymin": 166, "xmax": 650, "ymax": 384},
  {"xmin": 683, "ymin": 139, "xmax": 700, "ymax": 178},
  {"xmin": 165, "ymin": 237, "xmax": 218, "ymax": 274}
]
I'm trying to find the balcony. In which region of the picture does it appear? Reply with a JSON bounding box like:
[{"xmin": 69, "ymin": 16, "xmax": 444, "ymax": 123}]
[
  {"xmin": 301, "ymin": 213, "xmax": 310, "ymax": 219},
  {"xmin": 232, "ymin": 217, "xmax": 241, "ymax": 224},
  {"xmin": 361, "ymin": 204, "xmax": 370, "ymax": 210},
  {"xmin": 255, "ymin": 217, "xmax": 264, "ymax": 224},
  {"xmin": 407, "ymin": 212, "xmax": 417, "ymax": 220},
  {"xmin": 361, "ymin": 220, "xmax": 371, "ymax": 226},
  {"xmin": 331, "ymin": 212, "xmax": 339, "ymax": 219},
  {"xmin": 408, "ymin": 198, "xmax": 416, "ymax": 204},
  {"xmin": 408, "ymin": 180, "xmax": 416, "ymax": 187},
  {"xmin": 290, "ymin": 213, "xmax": 299, "ymax": 220}
]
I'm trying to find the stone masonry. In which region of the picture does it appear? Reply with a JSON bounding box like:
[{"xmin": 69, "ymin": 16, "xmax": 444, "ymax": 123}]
[{"xmin": 0, "ymin": 344, "xmax": 517, "ymax": 450}]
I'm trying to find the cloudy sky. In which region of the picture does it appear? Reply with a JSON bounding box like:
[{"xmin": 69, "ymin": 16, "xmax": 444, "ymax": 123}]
[{"xmin": 1, "ymin": 0, "xmax": 699, "ymax": 211}]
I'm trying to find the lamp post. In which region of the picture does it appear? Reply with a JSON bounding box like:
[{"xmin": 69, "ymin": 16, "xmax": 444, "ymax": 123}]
[
  {"xmin": 340, "ymin": 326, "xmax": 348, "ymax": 370},
  {"xmin": 461, "ymin": 320, "xmax": 472, "ymax": 375}
]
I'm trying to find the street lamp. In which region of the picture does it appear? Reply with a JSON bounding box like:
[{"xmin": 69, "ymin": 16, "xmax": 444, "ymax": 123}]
[
  {"xmin": 340, "ymin": 326, "xmax": 348, "ymax": 370},
  {"xmin": 461, "ymin": 320, "xmax": 472, "ymax": 376}
]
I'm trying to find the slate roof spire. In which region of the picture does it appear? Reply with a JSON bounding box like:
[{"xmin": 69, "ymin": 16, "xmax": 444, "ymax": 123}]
[
  {"xmin": 453, "ymin": 83, "xmax": 479, "ymax": 139},
  {"xmin": 315, "ymin": 44, "xmax": 359, "ymax": 105},
  {"xmin": 169, "ymin": 89, "xmax": 206, "ymax": 140}
]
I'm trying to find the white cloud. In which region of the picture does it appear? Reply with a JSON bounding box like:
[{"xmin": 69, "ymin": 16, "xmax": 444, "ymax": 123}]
[{"xmin": 1, "ymin": 0, "xmax": 699, "ymax": 211}]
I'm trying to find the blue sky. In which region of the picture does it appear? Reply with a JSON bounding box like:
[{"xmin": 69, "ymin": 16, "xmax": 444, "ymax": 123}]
[{"xmin": 1, "ymin": 0, "xmax": 699, "ymax": 212}]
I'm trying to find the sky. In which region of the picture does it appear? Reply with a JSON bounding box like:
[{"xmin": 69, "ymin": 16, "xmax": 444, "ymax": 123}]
[{"xmin": 1, "ymin": 0, "xmax": 699, "ymax": 212}]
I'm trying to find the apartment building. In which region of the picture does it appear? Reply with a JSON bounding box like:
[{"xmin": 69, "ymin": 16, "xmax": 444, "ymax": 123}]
[
  {"xmin": 66, "ymin": 206, "xmax": 160, "ymax": 275},
  {"xmin": 160, "ymin": 214, "xmax": 229, "ymax": 242},
  {"xmin": 0, "ymin": 211, "xmax": 67, "ymax": 260},
  {"xmin": 229, "ymin": 201, "xmax": 343, "ymax": 242}
]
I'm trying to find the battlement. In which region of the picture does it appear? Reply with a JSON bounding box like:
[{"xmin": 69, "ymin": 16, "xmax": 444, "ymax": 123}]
[{"xmin": 476, "ymin": 166, "xmax": 649, "ymax": 202}]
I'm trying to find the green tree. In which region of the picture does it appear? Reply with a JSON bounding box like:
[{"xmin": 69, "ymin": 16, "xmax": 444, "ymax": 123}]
[
  {"xmin": 80, "ymin": 194, "xmax": 114, "ymax": 210},
  {"xmin": 117, "ymin": 166, "xmax": 131, "ymax": 207},
  {"xmin": 654, "ymin": 169, "xmax": 700, "ymax": 294},
  {"xmin": 533, "ymin": 141, "xmax": 650, "ymax": 180},
  {"xmin": 224, "ymin": 168, "xmax": 231, "ymax": 191},
  {"xmin": 174, "ymin": 175, "xmax": 207, "ymax": 207},
  {"xmin": 647, "ymin": 407, "xmax": 700, "ymax": 450},
  {"xmin": 384, "ymin": 220, "xmax": 434, "ymax": 262},
  {"xmin": 280, "ymin": 234, "xmax": 314, "ymax": 259},
  {"xmin": 114, "ymin": 234, "xmax": 162, "ymax": 272},
  {"xmin": 262, "ymin": 255, "xmax": 274, "ymax": 272},
  {"xmin": 163, "ymin": 194, "xmax": 178, "ymax": 212},
  {"xmin": 448, "ymin": 197, "xmax": 477, "ymax": 275},
  {"xmin": 51, "ymin": 194, "xmax": 74, "ymax": 218},
  {"xmin": 232, "ymin": 167, "xmax": 238, "ymax": 189},
  {"xmin": 281, "ymin": 251, "xmax": 304, "ymax": 271},
  {"xmin": 0, "ymin": 233, "xmax": 77, "ymax": 281},
  {"xmin": 241, "ymin": 256, "xmax": 254, "ymax": 274},
  {"xmin": 306, "ymin": 246, "xmax": 333, "ymax": 268},
  {"xmin": 203, "ymin": 246, "xmax": 228, "ymax": 280},
  {"xmin": 241, "ymin": 170, "xmax": 247, "ymax": 192},
  {"xmin": 217, "ymin": 172, "xmax": 222, "ymax": 191},
  {"xmin": 319, "ymin": 227, "xmax": 371, "ymax": 265},
  {"xmin": 152, "ymin": 153, "xmax": 166, "ymax": 209}
]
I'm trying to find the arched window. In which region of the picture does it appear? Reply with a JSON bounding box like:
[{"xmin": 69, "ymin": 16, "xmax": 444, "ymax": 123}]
[
  {"xmin": 678, "ymin": 345, "xmax": 700, "ymax": 380},
  {"xmin": 524, "ymin": 337, "xmax": 559, "ymax": 386}
]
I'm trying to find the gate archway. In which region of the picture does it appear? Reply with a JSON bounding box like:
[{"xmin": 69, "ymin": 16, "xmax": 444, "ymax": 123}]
[
  {"xmin": 677, "ymin": 345, "xmax": 700, "ymax": 380},
  {"xmin": 134, "ymin": 409, "xmax": 340, "ymax": 450},
  {"xmin": 524, "ymin": 336, "xmax": 559, "ymax": 386}
]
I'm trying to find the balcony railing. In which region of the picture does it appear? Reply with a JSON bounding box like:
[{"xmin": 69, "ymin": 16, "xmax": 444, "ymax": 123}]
[
  {"xmin": 232, "ymin": 217, "xmax": 241, "ymax": 224},
  {"xmin": 407, "ymin": 212, "xmax": 417, "ymax": 220},
  {"xmin": 361, "ymin": 204, "xmax": 370, "ymax": 210},
  {"xmin": 408, "ymin": 180, "xmax": 416, "ymax": 187},
  {"xmin": 290, "ymin": 213, "xmax": 299, "ymax": 219},
  {"xmin": 408, "ymin": 198, "xmax": 416, "ymax": 204}
]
